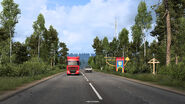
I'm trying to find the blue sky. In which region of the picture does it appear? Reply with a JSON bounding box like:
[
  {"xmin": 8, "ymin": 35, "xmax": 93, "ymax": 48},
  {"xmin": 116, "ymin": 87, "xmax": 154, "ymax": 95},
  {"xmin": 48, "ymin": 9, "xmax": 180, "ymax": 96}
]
[
  {"xmin": 47, "ymin": 0, "xmax": 90, "ymax": 8},
  {"xmin": 0, "ymin": 0, "xmax": 158, "ymax": 53}
]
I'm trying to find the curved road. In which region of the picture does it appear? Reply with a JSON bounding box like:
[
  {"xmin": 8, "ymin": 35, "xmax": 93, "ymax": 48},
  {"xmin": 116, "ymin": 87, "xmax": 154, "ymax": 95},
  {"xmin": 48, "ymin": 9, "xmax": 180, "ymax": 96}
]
[{"xmin": 1, "ymin": 70, "xmax": 185, "ymax": 104}]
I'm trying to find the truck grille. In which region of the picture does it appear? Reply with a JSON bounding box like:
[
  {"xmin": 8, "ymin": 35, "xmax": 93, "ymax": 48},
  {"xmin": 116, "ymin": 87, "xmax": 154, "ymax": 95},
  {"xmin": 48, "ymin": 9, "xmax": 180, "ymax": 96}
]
[
  {"xmin": 68, "ymin": 67, "xmax": 78, "ymax": 70},
  {"xmin": 68, "ymin": 67, "xmax": 78, "ymax": 73},
  {"xmin": 70, "ymin": 70, "xmax": 76, "ymax": 73}
]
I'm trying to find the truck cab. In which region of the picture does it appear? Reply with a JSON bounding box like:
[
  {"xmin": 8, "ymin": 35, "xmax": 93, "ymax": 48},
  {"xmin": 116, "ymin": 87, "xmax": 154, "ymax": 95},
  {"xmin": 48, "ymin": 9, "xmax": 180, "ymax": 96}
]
[{"xmin": 67, "ymin": 56, "xmax": 80, "ymax": 75}]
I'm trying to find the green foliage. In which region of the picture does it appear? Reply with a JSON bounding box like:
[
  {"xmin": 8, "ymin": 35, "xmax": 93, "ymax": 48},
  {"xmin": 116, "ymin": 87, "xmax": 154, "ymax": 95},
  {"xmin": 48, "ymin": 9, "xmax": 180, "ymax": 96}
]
[
  {"xmin": 125, "ymin": 62, "xmax": 138, "ymax": 74},
  {"xmin": 59, "ymin": 42, "xmax": 69, "ymax": 68},
  {"xmin": 131, "ymin": 24, "xmax": 142, "ymax": 53},
  {"xmin": 158, "ymin": 63, "xmax": 185, "ymax": 81},
  {"xmin": 92, "ymin": 36, "xmax": 103, "ymax": 55},
  {"xmin": 0, "ymin": 69, "xmax": 63, "ymax": 92},
  {"xmin": 135, "ymin": 1, "xmax": 152, "ymax": 30},
  {"xmin": 19, "ymin": 58, "xmax": 48, "ymax": 76},
  {"xmin": 118, "ymin": 28, "xmax": 129, "ymax": 57},
  {"xmin": 95, "ymin": 55, "xmax": 105, "ymax": 69},
  {"xmin": 102, "ymin": 37, "xmax": 109, "ymax": 56},
  {"xmin": 0, "ymin": 63, "xmax": 19, "ymax": 77},
  {"xmin": 0, "ymin": 1, "xmax": 67, "ymax": 78},
  {"xmin": 88, "ymin": 56, "xmax": 96, "ymax": 69},
  {"xmin": 109, "ymin": 37, "xmax": 119, "ymax": 57},
  {"xmin": 12, "ymin": 42, "xmax": 29, "ymax": 64},
  {"xmin": 33, "ymin": 13, "xmax": 46, "ymax": 35},
  {"xmin": 41, "ymin": 25, "xmax": 59, "ymax": 66},
  {"xmin": 0, "ymin": 27, "xmax": 8, "ymax": 41},
  {"xmin": 0, "ymin": 0, "xmax": 21, "ymax": 35}
]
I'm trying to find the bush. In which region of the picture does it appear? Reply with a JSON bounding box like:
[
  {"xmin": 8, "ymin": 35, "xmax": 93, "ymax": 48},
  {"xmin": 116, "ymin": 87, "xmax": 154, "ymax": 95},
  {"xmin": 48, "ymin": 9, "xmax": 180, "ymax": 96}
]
[
  {"xmin": 169, "ymin": 63, "xmax": 185, "ymax": 81},
  {"xmin": 126, "ymin": 62, "xmax": 138, "ymax": 74},
  {"xmin": 158, "ymin": 63, "xmax": 185, "ymax": 81},
  {"xmin": 0, "ymin": 64, "xmax": 20, "ymax": 77},
  {"xmin": 20, "ymin": 61, "xmax": 47, "ymax": 76},
  {"xmin": 139, "ymin": 63, "xmax": 150, "ymax": 73},
  {"xmin": 55, "ymin": 64, "xmax": 66, "ymax": 70}
]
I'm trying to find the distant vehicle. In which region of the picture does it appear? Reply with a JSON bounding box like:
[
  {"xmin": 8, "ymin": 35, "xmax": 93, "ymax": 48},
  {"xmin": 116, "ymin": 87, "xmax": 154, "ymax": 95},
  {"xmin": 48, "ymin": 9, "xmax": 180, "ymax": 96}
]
[
  {"xmin": 85, "ymin": 66, "xmax": 92, "ymax": 73},
  {"xmin": 67, "ymin": 57, "xmax": 80, "ymax": 75}
]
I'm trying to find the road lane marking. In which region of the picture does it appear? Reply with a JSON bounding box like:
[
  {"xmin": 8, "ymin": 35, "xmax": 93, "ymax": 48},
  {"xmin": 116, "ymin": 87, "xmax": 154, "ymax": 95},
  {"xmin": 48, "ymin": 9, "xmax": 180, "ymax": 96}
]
[
  {"xmin": 85, "ymin": 101, "xmax": 99, "ymax": 103},
  {"xmin": 84, "ymin": 76, "xmax": 89, "ymax": 82},
  {"xmin": 81, "ymin": 72, "xmax": 85, "ymax": 76},
  {"xmin": 89, "ymin": 83, "xmax": 103, "ymax": 100},
  {"xmin": 81, "ymin": 72, "xmax": 89, "ymax": 82}
]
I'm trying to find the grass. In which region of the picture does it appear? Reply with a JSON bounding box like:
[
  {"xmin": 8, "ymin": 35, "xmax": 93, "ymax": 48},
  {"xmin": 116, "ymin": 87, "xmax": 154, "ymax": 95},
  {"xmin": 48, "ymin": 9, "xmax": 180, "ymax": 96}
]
[
  {"xmin": 95, "ymin": 69, "xmax": 185, "ymax": 91},
  {"xmin": 0, "ymin": 69, "xmax": 64, "ymax": 94}
]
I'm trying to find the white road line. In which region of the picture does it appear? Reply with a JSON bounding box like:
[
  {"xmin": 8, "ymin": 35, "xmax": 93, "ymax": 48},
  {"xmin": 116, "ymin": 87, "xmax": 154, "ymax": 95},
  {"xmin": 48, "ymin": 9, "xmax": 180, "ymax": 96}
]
[
  {"xmin": 85, "ymin": 101, "xmax": 100, "ymax": 103},
  {"xmin": 81, "ymin": 72, "xmax": 89, "ymax": 82},
  {"xmin": 89, "ymin": 83, "xmax": 103, "ymax": 100},
  {"xmin": 81, "ymin": 72, "xmax": 85, "ymax": 76},
  {"xmin": 84, "ymin": 76, "xmax": 89, "ymax": 82}
]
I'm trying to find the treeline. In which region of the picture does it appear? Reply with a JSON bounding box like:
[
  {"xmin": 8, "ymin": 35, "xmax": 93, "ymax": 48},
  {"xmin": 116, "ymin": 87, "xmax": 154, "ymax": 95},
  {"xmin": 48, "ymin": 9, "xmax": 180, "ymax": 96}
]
[
  {"xmin": 89, "ymin": 0, "xmax": 185, "ymax": 81},
  {"xmin": 0, "ymin": 0, "xmax": 68, "ymax": 77}
]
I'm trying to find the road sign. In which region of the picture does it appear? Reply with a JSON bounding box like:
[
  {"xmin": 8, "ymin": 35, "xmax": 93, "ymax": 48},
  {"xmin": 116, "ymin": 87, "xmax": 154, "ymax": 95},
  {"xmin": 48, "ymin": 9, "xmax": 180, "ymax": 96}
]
[
  {"xmin": 104, "ymin": 57, "xmax": 116, "ymax": 67},
  {"xmin": 116, "ymin": 57, "xmax": 124, "ymax": 73}
]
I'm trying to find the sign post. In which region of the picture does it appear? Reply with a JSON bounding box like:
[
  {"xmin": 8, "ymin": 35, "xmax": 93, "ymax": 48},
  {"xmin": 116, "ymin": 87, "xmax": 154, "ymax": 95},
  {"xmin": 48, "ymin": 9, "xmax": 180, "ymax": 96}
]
[
  {"xmin": 148, "ymin": 58, "xmax": 160, "ymax": 75},
  {"xmin": 105, "ymin": 57, "xmax": 129, "ymax": 73}
]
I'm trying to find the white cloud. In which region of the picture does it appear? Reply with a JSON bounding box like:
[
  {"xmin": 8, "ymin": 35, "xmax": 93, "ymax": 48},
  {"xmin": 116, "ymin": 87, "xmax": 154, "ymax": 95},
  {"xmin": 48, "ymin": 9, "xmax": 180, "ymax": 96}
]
[{"xmin": 0, "ymin": 0, "xmax": 158, "ymax": 53}]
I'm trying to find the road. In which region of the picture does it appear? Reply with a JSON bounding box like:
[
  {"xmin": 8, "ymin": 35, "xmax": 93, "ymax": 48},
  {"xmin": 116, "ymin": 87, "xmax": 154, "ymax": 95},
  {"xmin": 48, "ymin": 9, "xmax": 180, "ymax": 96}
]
[{"xmin": 1, "ymin": 70, "xmax": 185, "ymax": 104}]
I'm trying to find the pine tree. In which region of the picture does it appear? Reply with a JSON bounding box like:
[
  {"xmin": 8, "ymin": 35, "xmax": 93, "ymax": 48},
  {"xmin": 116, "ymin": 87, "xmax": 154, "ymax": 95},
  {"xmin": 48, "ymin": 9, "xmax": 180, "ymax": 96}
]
[
  {"xmin": 92, "ymin": 36, "xmax": 103, "ymax": 55},
  {"xmin": 102, "ymin": 37, "xmax": 109, "ymax": 56}
]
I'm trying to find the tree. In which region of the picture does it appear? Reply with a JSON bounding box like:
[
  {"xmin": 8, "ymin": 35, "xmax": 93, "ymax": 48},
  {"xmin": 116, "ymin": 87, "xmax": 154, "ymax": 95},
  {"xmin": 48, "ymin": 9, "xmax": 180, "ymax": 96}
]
[
  {"xmin": 151, "ymin": 0, "xmax": 185, "ymax": 65},
  {"xmin": 59, "ymin": 42, "xmax": 69, "ymax": 67},
  {"xmin": 32, "ymin": 13, "xmax": 46, "ymax": 60},
  {"xmin": 92, "ymin": 36, "xmax": 103, "ymax": 55},
  {"xmin": 0, "ymin": 0, "xmax": 21, "ymax": 63},
  {"xmin": 0, "ymin": 28, "xmax": 8, "ymax": 41},
  {"xmin": 109, "ymin": 37, "xmax": 118, "ymax": 57},
  {"xmin": 102, "ymin": 37, "xmax": 109, "ymax": 56},
  {"xmin": 164, "ymin": 0, "xmax": 172, "ymax": 66},
  {"xmin": 131, "ymin": 24, "xmax": 142, "ymax": 55},
  {"xmin": 42, "ymin": 25, "xmax": 59, "ymax": 65},
  {"xmin": 135, "ymin": 1, "xmax": 152, "ymax": 57},
  {"xmin": 25, "ymin": 33, "xmax": 38, "ymax": 57},
  {"xmin": 12, "ymin": 42, "xmax": 29, "ymax": 64},
  {"xmin": 118, "ymin": 28, "xmax": 129, "ymax": 57}
]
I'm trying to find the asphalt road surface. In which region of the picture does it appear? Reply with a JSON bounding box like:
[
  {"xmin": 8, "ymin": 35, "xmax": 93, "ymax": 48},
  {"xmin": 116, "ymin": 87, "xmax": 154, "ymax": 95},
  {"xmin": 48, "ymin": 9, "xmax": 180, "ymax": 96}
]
[{"xmin": 1, "ymin": 70, "xmax": 185, "ymax": 104}]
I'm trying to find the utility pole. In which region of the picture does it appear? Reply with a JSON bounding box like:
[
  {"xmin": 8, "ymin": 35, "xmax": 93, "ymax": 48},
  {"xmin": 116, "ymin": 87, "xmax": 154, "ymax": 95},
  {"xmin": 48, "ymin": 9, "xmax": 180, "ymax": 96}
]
[{"xmin": 164, "ymin": 0, "xmax": 172, "ymax": 66}]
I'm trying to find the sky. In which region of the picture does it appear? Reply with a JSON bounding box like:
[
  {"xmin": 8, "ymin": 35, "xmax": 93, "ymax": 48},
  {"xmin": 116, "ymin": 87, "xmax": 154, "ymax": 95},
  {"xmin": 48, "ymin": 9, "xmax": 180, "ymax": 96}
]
[{"xmin": 0, "ymin": 0, "xmax": 159, "ymax": 53}]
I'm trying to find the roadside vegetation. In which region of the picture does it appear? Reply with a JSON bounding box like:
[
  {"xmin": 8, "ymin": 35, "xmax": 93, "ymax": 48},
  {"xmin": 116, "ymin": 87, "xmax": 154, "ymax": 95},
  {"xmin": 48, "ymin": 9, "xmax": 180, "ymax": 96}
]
[
  {"xmin": 0, "ymin": 69, "xmax": 63, "ymax": 94},
  {"xmin": 0, "ymin": 0, "xmax": 68, "ymax": 93},
  {"xmin": 89, "ymin": 0, "xmax": 185, "ymax": 90}
]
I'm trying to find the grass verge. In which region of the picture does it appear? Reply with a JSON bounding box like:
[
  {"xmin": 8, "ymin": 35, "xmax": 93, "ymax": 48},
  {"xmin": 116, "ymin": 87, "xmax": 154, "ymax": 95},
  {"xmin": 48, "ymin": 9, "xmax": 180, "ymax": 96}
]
[
  {"xmin": 0, "ymin": 69, "xmax": 64, "ymax": 94},
  {"xmin": 95, "ymin": 69, "xmax": 185, "ymax": 91}
]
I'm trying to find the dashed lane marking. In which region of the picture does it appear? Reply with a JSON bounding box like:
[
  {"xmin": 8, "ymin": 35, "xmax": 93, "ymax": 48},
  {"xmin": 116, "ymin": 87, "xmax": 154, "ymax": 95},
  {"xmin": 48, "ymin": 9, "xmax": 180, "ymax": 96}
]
[
  {"xmin": 85, "ymin": 100, "xmax": 100, "ymax": 103},
  {"xmin": 89, "ymin": 83, "xmax": 103, "ymax": 100}
]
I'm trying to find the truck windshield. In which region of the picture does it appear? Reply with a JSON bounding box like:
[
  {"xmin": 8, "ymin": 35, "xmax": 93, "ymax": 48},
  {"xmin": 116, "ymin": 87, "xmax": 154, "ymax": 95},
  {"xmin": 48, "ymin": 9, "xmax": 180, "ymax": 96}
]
[{"xmin": 67, "ymin": 61, "xmax": 79, "ymax": 65}]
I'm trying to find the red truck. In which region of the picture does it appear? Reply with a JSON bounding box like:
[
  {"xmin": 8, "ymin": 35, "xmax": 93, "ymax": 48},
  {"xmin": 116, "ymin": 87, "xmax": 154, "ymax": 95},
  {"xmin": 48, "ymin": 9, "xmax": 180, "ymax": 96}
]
[{"xmin": 67, "ymin": 56, "xmax": 80, "ymax": 75}]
